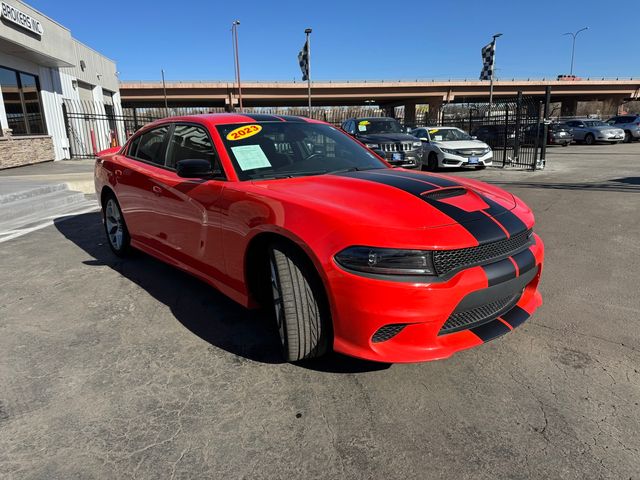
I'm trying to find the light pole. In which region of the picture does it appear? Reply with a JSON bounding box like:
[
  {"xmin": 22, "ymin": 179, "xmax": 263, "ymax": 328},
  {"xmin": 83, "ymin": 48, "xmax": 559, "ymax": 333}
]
[
  {"xmin": 563, "ymin": 27, "xmax": 588, "ymax": 76},
  {"xmin": 488, "ymin": 33, "xmax": 502, "ymax": 110},
  {"xmin": 161, "ymin": 69, "xmax": 168, "ymax": 117},
  {"xmin": 231, "ymin": 20, "xmax": 243, "ymax": 112}
]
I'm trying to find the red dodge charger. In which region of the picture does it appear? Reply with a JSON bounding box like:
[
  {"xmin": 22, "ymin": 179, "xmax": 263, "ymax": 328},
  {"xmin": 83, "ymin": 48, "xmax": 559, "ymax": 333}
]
[{"xmin": 94, "ymin": 114, "xmax": 544, "ymax": 363}]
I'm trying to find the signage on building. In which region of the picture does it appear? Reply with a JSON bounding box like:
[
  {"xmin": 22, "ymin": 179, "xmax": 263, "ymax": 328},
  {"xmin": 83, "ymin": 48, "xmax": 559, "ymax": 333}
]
[{"xmin": 1, "ymin": 2, "xmax": 44, "ymax": 36}]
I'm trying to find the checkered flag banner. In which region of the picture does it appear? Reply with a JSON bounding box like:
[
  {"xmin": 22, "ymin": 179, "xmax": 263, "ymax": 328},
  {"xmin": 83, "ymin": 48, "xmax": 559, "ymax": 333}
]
[
  {"xmin": 298, "ymin": 38, "xmax": 309, "ymax": 81},
  {"xmin": 480, "ymin": 41, "xmax": 495, "ymax": 80}
]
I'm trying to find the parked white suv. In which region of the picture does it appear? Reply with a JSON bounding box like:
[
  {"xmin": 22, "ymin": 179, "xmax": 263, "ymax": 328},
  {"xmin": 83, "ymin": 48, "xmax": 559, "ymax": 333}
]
[{"xmin": 412, "ymin": 127, "xmax": 493, "ymax": 171}]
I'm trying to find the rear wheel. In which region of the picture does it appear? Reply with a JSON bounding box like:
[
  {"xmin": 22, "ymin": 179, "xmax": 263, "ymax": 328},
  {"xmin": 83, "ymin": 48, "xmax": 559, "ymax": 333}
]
[
  {"xmin": 268, "ymin": 242, "xmax": 330, "ymax": 361},
  {"xmin": 584, "ymin": 133, "xmax": 595, "ymax": 145},
  {"xmin": 103, "ymin": 194, "xmax": 131, "ymax": 257},
  {"xmin": 624, "ymin": 130, "xmax": 632, "ymax": 143}
]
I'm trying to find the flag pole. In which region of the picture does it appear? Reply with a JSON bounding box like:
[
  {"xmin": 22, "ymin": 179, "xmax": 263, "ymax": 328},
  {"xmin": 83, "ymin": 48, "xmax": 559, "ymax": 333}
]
[
  {"xmin": 305, "ymin": 28, "xmax": 312, "ymax": 118},
  {"xmin": 488, "ymin": 33, "xmax": 502, "ymax": 114},
  {"xmin": 161, "ymin": 69, "xmax": 168, "ymax": 117}
]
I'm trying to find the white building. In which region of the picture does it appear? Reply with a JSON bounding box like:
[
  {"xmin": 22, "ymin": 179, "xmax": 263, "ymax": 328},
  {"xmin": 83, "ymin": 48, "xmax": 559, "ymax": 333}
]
[{"xmin": 0, "ymin": 0, "xmax": 121, "ymax": 167}]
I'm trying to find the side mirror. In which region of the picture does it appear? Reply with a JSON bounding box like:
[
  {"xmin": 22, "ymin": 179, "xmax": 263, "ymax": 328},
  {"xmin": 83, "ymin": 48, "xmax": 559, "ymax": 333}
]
[
  {"xmin": 471, "ymin": 136, "xmax": 478, "ymax": 140},
  {"xmin": 419, "ymin": 137, "xmax": 429, "ymax": 142},
  {"xmin": 176, "ymin": 159, "xmax": 213, "ymax": 178}
]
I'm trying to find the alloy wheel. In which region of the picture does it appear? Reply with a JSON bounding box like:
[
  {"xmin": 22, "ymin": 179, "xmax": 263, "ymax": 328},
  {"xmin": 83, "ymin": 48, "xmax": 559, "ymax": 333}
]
[{"xmin": 105, "ymin": 199, "xmax": 124, "ymax": 251}]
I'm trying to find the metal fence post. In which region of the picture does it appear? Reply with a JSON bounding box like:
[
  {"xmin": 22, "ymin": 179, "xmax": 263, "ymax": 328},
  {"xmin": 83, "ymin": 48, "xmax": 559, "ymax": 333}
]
[
  {"xmin": 540, "ymin": 86, "xmax": 551, "ymax": 169},
  {"xmin": 502, "ymin": 107, "xmax": 509, "ymax": 167},
  {"xmin": 513, "ymin": 91, "xmax": 523, "ymax": 163},
  {"xmin": 532, "ymin": 101, "xmax": 542, "ymax": 171}
]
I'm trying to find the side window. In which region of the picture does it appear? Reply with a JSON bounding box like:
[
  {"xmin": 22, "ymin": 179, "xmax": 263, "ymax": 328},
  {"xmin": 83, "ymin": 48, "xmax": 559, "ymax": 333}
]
[
  {"xmin": 135, "ymin": 126, "xmax": 169, "ymax": 165},
  {"xmin": 127, "ymin": 135, "xmax": 141, "ymax": 157},
  {"xmin": 166, "ymin": 124, "xmax": 222, "ymax": 176}
]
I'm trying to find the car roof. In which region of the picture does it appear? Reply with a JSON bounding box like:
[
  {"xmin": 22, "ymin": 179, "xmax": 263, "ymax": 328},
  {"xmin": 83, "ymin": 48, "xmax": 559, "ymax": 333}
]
[
  {"xmin": 351, "ymin": 117, "xmax": 396, "ymax": 122},
  {"xmin": 142, "ymin": 113, "xmax": 324, "ymax": 130},
  {"xmin": 421, "ymin": 126, "xmax": 456, "ymax": 130}
]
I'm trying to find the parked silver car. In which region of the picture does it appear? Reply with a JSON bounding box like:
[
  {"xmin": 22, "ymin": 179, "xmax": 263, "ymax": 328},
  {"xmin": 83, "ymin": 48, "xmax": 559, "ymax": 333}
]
[
  {"xmin": 606, "ymin": 114, "xmax": 640, "ymax": 143},
  {"xmin": 564, "ymin": 119, "xmax": 625, "ymax": 145}
]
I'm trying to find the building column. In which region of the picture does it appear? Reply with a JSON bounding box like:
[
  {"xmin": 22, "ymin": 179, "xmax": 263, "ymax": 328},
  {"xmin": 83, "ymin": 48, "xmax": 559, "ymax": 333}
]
[
  {"xmin": 0, "ymin": 84, "xmax": 8, "ymax": 132},
  {"xmin": 560, "ymin": 97, "xmax": 578, "ymax": 117}
]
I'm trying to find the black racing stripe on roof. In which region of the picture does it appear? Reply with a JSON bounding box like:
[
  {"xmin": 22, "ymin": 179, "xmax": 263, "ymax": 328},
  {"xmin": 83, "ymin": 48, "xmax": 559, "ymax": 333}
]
[
  {"xmin": 334, "ymin": 169, "xmax": 508, "ymax": 245},
  {"xmin": 500, "ymin": 305, "xmax": 530, "ymax": 329},
  {"xmin": 470, "ymin": 318, "xmax": 511, "ymax": 342},
  {"xmin": 240, "ymin": 114, "xmax": 286, "ymax": 122}
]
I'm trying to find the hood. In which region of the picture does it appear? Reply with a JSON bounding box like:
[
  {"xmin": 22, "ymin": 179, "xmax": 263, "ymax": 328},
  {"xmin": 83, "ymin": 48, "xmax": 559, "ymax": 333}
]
[
  {"xmin": 252, "ymin": 169, "xmax": 527, "ymax": 245},
  {"xmin": 355, "ymin": 133, "xmax": 419, "ymax": 143},
  {"xmin": 432, "ymin": 140, "xmax": 490, "ymax": 150}
]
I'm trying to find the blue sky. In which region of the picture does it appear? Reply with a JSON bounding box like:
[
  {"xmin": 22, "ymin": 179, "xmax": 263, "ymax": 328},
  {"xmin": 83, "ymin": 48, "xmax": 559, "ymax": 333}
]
[{"xmin": 29, "ymin": 0, "xmax": 639, "ymax": 82}]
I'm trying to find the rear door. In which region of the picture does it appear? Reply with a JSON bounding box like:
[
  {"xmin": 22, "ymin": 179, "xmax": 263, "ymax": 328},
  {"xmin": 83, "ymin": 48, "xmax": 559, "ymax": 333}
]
[{"xmin": 115, "ymin": 125, "xmax": 170, "ymax": 243}]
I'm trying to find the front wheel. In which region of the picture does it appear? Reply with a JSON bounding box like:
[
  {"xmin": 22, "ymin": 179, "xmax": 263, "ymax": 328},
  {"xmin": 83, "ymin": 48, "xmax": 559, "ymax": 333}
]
[
  {"xmin": 423, "ymin": 152, "xmax": 439, "ymax": 171},
  {"xmin": 103, "ymin": 194, "xmax": 131, "ymax": 257},
  {"xmin": 268, "ymin": 242, "xmax": 330, "ymax": 361},
  {"xmin": 624, "ymin": 131, "xmax": 631, "ymax": 143},
  {"xmin": 584, "ymin": 134, "xmax": 595, "ymax": 145}
]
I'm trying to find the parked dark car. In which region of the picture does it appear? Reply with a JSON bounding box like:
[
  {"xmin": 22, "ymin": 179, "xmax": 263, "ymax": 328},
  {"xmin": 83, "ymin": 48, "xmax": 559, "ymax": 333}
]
[
  {"xmin": 606, "ymin": 114, "xmax": 640, "ymax": 143},
  {"xmin": 341, "ymin": 117, "xmax": 423, "ymax": 168},
  {"xmin": 472, "ymin": 125, "xmax": 516, "ymax": 147},
  {"xmin": 523, "ymin": 123, "xmax": 573, "ymax": 147}
]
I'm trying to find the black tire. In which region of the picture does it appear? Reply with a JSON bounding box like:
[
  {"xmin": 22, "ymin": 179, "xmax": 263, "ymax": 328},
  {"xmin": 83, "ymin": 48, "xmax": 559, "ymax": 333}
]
[
  {"xmin": 584, "ymin": 133, "xmax": 595, "ymax": 145},
  {"xmin": 562, "ymin": 142, "xmax": 569, "ymax": 147},
  {"xmin": 268, "ymin": 241, "xmax": 330, "ymax": 361},
  {"xmin": 624, "ymin": 130, "xmax": 632, "ymax": 143},
  {"xmin": 424, "ymin": 152, "xmax": 439, "ymax": 171},
  {"xmin": 102, "ymin": 193, "xmax": 131, "ymax": 257}
]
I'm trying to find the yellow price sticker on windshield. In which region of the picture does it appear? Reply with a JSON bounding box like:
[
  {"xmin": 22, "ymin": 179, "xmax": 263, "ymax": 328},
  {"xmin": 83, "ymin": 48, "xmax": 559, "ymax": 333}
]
[
  {"xmin": 358, "ymin": 120, "xmax": 371, "ymax": 126},
  {"xmin": 429, "ymin": 129, "xmax": 439, "ymax": 134},
  {"xmin": 227, "ymin": 124, "xmax": 262, "ymax": 141}
]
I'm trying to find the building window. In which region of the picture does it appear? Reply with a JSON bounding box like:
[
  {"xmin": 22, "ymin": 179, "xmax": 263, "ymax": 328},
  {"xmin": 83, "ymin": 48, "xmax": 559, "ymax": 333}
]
[{"xmin": 0, "ymin": 66, "xmax": 47, "ymax": 136}]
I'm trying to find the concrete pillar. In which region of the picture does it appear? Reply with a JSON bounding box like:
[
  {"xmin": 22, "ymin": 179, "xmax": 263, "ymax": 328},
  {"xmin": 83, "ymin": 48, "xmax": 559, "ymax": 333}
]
[
  {"xmin": 426, "ymin": 98, "xmax": 443, "ymax": 125},
  {"xmin": 560, "ymin": 98, "xmax": 578, "ymax": 117},
  {"xmin": 403, "ymin": 100, "xmax": 417, "ymax": 127},
  {"xmin": 601, "ymin": 95, "xmax": 627, "ymax": 117}
]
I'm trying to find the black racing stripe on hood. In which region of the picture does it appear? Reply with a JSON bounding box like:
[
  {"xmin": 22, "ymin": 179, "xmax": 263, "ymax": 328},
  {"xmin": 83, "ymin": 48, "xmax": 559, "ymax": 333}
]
[
  {"xmin": 481, "ymin": 196, "xmax": 527, "ymax": 237},
  {"xmin": 500, "ymin": 305, "xmax": 530, "ymax": 328},
  {"xmin": 470, "ymin": 318, "xmax": 511, "ymax": 342},
  {"xmin": 383, "ymin": 169, "xmax": 459, "ymax": 188},
  {"xmin": 335, "ymin": 169, "xmax": 507, "ymax": 244}
]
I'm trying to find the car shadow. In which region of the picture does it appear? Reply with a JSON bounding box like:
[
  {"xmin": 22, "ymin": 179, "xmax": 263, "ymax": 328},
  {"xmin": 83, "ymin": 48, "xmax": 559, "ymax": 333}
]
[{"xmin": 54, "ymin": 212, "xmax": 390, "ymax": 373}]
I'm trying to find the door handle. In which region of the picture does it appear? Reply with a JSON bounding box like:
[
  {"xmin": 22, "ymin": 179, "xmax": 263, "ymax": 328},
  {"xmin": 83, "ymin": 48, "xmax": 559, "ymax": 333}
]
[{"xmin": 152, "ymin": 186, "xmax": 162, "ymax": 195}]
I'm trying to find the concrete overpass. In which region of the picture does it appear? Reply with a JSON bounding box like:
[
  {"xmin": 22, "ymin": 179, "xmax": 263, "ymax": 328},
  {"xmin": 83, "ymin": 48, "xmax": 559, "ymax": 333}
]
[{"xmin": 120, "ymin": 78, "xmax": 640, "ymax": 123}]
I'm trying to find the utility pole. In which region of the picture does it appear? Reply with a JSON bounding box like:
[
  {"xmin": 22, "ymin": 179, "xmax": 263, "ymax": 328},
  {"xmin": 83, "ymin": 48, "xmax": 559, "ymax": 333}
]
[
  {"xmin": 488, "ymin": 33, "xmax": 502, "ymax": 111},
  {"xmin": 563, "ymin": 27, "xmax": 588, "ymax": 76},
  {"xmin": 305, "ymin": 28, "xmax": 312, "ymax": 117},
  {"xmin": 161, "ymin": 69, "xmax": 168, "ymax": 117},
  {"xmin": 232, "ymin": 20, "xmax": 243, "ymax": 112}
]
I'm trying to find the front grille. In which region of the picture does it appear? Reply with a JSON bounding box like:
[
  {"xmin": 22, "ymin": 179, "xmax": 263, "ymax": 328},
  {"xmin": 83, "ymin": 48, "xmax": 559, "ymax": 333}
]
[
  {"xmin": 380, "ymin": 142, "xmax": 414, "ymax": 152},
  {"xmin": 439, "ymin": 292, "xmax": 521, "ymax": 335},
  {"xmin": 372, "ymin": 324, "xmax": 407, "ymax": 343},
  {"xmin": 433, "ymin": 229, "xmax": 532, "ymax": 276},
  {"xmin": 455, "ymin": 149, "xmax": 486, "ymax": 157}
]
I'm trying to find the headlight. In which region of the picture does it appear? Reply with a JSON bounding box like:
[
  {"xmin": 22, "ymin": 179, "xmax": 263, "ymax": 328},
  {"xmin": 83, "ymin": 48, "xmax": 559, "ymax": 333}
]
[
  {"xmin": 412, "ymin": 141, "xmax": 422, "ymax": 148},
  {"xmin": 483, "ymin": 147, "xmax": 492, "ymax": 154},
  {"xmin": 365, "ymin": 143, "xmax": 380, "ymax": 149},
  {"xmin": 440, "ymin": 147, "xmax": 457, "ymax": 154},
  {"xmin": 335, "ymin": 246, "xmax": 435, "ymax": 275}
]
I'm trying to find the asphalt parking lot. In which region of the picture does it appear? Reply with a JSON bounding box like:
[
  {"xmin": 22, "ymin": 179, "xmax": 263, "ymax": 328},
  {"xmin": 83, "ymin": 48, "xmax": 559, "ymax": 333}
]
[{"xmin": 1, "ymin": 143, "xmax": 639, "ymax": 479}]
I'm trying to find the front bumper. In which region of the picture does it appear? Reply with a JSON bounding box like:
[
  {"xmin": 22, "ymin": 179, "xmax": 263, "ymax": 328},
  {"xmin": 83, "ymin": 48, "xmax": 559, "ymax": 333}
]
[
  {"xmin": 327, "ymin": 234, "xmax": 544, "ymax": 363},
  {"xmin": 381, "ymin": 150, "xmax": 422, "ymax": 169},
  {"xmin": 596, "ymin": 132, "xmax": 625, "ymax": 142},
  {"xmin": 438, "ymin": 151, "xmax": 493, "ymax": 168}
]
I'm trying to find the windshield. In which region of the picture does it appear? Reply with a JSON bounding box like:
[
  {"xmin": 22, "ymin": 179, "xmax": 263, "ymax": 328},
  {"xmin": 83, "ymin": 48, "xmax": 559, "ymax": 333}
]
[
  {"xmin": 584, "ymin": 120, "xmax": 607, "ymax": 127},
  {"xmin": 217, "ymin": 122, "xmax": 387, "ymax": 180},
  {"xmin": 356, "ymin": 119, "xmax": 402, "ymax": 135},
  {"xmin": 427, "ymin": 128, "xmax": 472, "ymax": 142}
]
